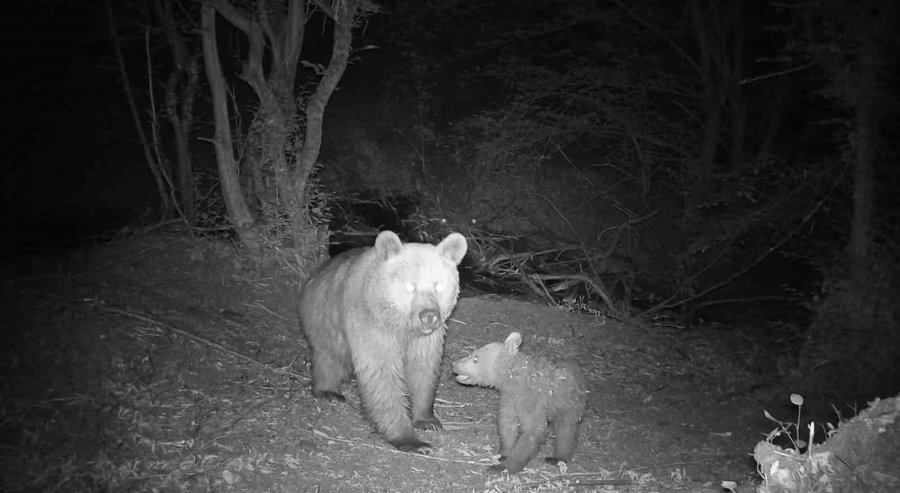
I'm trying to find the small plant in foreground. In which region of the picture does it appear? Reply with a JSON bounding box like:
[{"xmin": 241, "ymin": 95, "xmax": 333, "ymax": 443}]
[
  {"xmin": 763, "ymin": 393, "xmax": 809, "ymax": 451},
  {"xmin": 762, "ymin": 393, "xmax": 839, "ymax": 454}
]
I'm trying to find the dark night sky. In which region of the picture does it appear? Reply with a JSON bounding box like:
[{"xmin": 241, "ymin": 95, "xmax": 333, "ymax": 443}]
[{"xmin": 4, "ymin": 2, "xmax": 154, "ymax": 251}]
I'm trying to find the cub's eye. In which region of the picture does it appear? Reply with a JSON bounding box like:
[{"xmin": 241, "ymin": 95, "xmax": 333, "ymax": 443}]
[
  {"xmin": 405, "ymin": 283, "xmax": 415, "ymax": 293},
  {"xmin": 472, "ymin": 356, "xmax": 478, "ymax": 363},
  {"xmin": 434, "ymin": 282, "xmax": 444, "ymax": 293}
]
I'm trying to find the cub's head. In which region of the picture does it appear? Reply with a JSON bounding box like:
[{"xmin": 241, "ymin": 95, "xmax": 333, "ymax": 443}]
[
  {"xmin": 373, "ymin": 230, "xmax": 468, "ymax": 335},
  {"xmin": 452, "ymin": 332, "xmax": 522, "ymax": 388}
]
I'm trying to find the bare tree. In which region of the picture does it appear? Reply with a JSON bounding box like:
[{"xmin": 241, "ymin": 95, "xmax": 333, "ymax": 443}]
[
  {"xmin": 795, "ymin": 0, "xmax": 898, "ymax": 403},
  {"xmin": 200, "ymin": 0, "xmax": 375, "ymax": 246},
  {"xmin": 612, "ymin": 0, "xmax": 752, "ymax": 177},
  {"xmin": 200, "ymin": 2, "xmax": 255, "ymax": 238},
  {"xmin": 798, "ymin": 0, "xmax": 890, "ymax": 283},
  {"xmin": 106, "ymin": 0, "xmax": 174, "ymax": 218},
  {"xmin": 842, "ymin": 7, "xmax": 880, "ymax": 282},
  {"xmin": 156, "ymin": 0, "xmax": 201, "ymax": 221}
]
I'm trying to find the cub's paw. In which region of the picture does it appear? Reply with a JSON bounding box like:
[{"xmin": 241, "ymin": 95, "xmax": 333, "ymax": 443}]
[
  {"xmin": 496, "ymin": 459, "xmax": 526, "ymax": 474},
  {"xmin": 488, "ymin": 461, "xmax": 526, "ymax": 474},
  {"xmin": 311, "ymin": 390, "xmax": 346, "ymax": 402},
  {"xmin": 545, "ymin": 457, "xmax": 571, "ymax": 472},
  {"xmin": 544, "ymin": 457, "xmax": 568, "ymax": 465},
  {"xmin": 413, "ymin": 417, "xmax": 443, "ymax": 432},
  {"xmin": 389, "ymin": 436, "xmax": 435, "ymax": 456}
]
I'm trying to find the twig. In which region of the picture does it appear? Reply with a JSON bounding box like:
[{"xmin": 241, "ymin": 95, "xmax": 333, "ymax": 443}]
[
  {"xmin": 530, "ymin": 273, "xmax": 609, "ymax": 304},
  {"xmin": 313, "ymin": 429, "xmax": 492, "ymax": 465},
  {"xmin": 228, "ymin": 395, "xmax": 278, "ymax": 430},
  {"xmin": 94, "ymin": 304, "xmax": 305, "ymax": 380},
  {"xmin": 687, "ymin": 294, "xmax": 796, "ymax": 316},
  {"xmin": 134, "ymin": 218, "xmax": 188, "ymax": 234},
  {"xmin": 72, "ymin": 240, "xmax": 184, "ymax": 279},
  {"xmin": 244, "ymin": 300, "xmax": 289, "ymax": 320},
  {"xmin": 3, "ymin": 240, "xmax": 183, "ymax": 285},
  {"xmin": 740, "ymin": 62, "xmax": 816, "ymax": 85},
  {"xmin": 523, "ymin": 478, "xmax": 633, "ymax": 488}
]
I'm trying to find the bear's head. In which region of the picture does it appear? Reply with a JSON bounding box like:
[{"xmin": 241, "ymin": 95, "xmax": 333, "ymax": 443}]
[
  {"xmin": 452, "ymin": 332, "xmax": 522, "ymax": 388},
  {"xmin": 372, "ymin": 230, "xmax": 468, "ymax": 335}
]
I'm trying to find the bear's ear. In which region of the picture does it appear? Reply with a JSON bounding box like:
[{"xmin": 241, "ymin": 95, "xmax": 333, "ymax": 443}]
[
  {"xmin": 436, "ymin": 232, "xmax": 468, "ymax": 265},
  {"xmin": 374, "ymin": 230, "xmax": 403, "ymax": 260},
  {"xmin": 504, "ymin": 332, "xmax": 522, "ymax": 353}
]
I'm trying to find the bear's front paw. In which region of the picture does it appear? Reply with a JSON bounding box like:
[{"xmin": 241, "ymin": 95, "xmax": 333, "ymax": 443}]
[
  {"xmin": 389, "ymin": 436, "xmax": 435, "ymax": 456},
  {"xmin": 413, "ymin": 417, "xmax": 443, "ymax": 431},
  {"xmin": 544, "ymin": 457, "xmax": 568, "ymax": 465},
  {"xmin": 492, "ymin": 458, "xmax": 526, "ymax": 474},
  {"xmin": 488, "ymin": 463, "xmax": 508, "ymax": 474},
  {"xmin": 311, "ymin": 390, "xmax": 346, "ymax": 402}
]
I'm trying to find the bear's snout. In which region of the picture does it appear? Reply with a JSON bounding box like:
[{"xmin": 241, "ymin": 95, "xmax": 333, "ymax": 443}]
[
  {"xmin": 418, "ymin": 308, "xmax": 440, "ymax": 329},
  {"xmin": 451, "ymin": 360, "xmax": 473, "ymax": 384}
]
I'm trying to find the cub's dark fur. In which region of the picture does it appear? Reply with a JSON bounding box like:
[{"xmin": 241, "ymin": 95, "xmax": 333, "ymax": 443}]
[{"xmin": 452, "ymin": 332, "xmax": 586, "ymax": 472}]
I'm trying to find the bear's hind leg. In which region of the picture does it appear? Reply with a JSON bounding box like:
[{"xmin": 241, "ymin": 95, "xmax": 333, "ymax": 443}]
[
  {"xmin": 545, "ymin": 409, "xmax": 580, "ymax": 464},
  {"xmin": 311, "ymin": 349, "xmax": 351, "ymax": 401},
  {"xmin": 406, "ymin": 330, "xmax": 446, "ymax": 431}
]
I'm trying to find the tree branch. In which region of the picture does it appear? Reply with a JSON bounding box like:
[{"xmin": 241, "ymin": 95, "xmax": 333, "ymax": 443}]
[
  {"xmin": 106, "ymin": 0, "xmax": 172, "ymax": 217},
  {"xmin": 611, "ymin": 0, "xmax": 702, "ymax": 77},
  {"xmin": 206, "ymin": 0, "xmax": 252, "ymax": 34},
  {"xmin": 293, "ymin": 0, "xmax": 361, "ymax": 196}
]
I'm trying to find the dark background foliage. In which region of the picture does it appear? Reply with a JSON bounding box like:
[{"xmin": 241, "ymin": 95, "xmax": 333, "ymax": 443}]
[{"xmin": 3, "ymin": 0, "xmax": 898, "ymax": 417}]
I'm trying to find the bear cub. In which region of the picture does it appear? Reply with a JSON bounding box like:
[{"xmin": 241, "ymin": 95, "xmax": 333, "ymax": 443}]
[{"xmin": 452, "ymin": 332, "xmax": 586, "ymax": 473}]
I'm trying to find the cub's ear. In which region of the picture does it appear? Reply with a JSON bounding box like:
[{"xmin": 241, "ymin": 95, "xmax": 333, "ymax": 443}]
[
  {"xmin": 374, "ymin": 230, "xmax": 403, "ymax": 259},
  {"xmin": 504, "ymin": 332, "xmax": 522, "ymax": 353},
  {"xmin": 436, "ymin": 232, "xmax": 468, "ymax": 265}
]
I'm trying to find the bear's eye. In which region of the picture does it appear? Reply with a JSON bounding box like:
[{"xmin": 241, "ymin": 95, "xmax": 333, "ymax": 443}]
[
  {"xmin": 472, "ymin": 356, "xmax": 478, "ymax": 363},
  {"xmin": 405, "ymin": 283, "xmax": 415, "ymax": 293},
  {"xmin": 434, "ymin": 282, "xmax": 444, "ymax": 293}
]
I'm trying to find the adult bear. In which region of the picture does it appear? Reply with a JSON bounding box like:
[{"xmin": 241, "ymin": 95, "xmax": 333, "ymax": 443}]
[{"xmin": 299, "ymin": 230, "xmax": 467, "ymax": 454}]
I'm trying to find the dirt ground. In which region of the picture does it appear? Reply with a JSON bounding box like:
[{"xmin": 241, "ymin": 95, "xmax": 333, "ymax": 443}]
[{"xmin": 1, "ymin": 235, "xmax": 774, "ymax": 492}]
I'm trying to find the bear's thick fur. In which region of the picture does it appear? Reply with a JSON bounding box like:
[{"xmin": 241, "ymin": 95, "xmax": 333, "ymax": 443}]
[
  {"xmin": 452, "ymin": 332, "xmax": 586, "ymax": 473},
  {"xmin": 298, "ymin": 230, "xmax": 467, "ymax": 454}
]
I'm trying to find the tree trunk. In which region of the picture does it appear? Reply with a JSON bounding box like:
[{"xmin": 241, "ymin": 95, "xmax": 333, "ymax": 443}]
[
  {"xmin": 293, "ymin": 0, "xmax": 361, "ymax": 212},
  {"xmin": 756, "ymin": 80, "xmax": 787, "ymax": 161},
  {"xmin": 690, "ymin": 0, "xmax": 748, "ymax": 172},
  {"xmin": 202, "ymin": 0, "xmax": 369, "ymax": 245},
  {"xmin": 265, "ymin": 104, "xmax": 294, "ymax": 222},
  {"xmin": 724, "ymin": 0, "xmax": 746, "ymax": 169},
  {"xmin": 209, "ymin": 0, "xmax": 307, "ymax": 237},
  {"xmin": 847, "ymin": 18, "xmax": 877, "ymax": 282},
  {"xmin": 200, "ymin": 4, "xmax": 255, "ymax": 238},
  {"xmin": 690, "ymin": 0, "xmax": 719, "ymax": 178},
  {"xmin": 172, "ymin": 109, "xmax": 195, "ymax": 220},
  {"xmin": 157, "ymin": 0, "xmax": 199, "ymax": 221},
  {"xmin": 726, "ymin": 73, "xmax": 746, "ymax": 169},
  {"xmin": 796, "ymin": 0, "xmax": 894, "ymax": 405}
]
